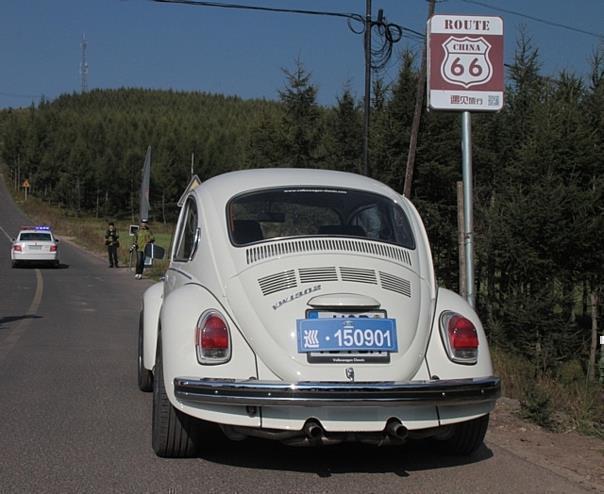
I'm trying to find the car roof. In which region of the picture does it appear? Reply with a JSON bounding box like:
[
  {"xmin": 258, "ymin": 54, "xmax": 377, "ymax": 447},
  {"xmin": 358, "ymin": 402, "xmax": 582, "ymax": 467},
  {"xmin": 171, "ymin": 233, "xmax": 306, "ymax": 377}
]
[
  {"xmin": 194, "ymin": 168, "xmax": 405, "ymax": 205},
  {"xmin": 18, "ymin": 229, "xmax": 54, "ymax": 236}
]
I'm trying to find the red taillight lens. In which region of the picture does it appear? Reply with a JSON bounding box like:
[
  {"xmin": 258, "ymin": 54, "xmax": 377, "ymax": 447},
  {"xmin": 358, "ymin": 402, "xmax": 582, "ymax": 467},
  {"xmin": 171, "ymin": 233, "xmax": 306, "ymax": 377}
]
[
  {"xmin": 196, "ymin": 310, "xmax": 231, "ymax": 364},
  {"xmin": 13, "ymin": 244, "xmax": 22, "ymax": 252},
  {"xmin": 50, "ymin": 245, "xmax": 57, "ymax": 252},
  {"xmin": 439, "ymin": 311, "xmax": 479, "ymax": 364}
]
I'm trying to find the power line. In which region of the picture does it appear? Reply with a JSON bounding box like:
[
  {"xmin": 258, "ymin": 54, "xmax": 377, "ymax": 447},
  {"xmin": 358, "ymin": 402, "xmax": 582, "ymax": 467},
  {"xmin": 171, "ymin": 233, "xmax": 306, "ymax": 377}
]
[
  {"xmin": 458, "ymin": 0, "xmax": 604, "ymax": 40},
  {"xmin": 151, "ymin": 0, "xmax": 364, "ymax": 23}
]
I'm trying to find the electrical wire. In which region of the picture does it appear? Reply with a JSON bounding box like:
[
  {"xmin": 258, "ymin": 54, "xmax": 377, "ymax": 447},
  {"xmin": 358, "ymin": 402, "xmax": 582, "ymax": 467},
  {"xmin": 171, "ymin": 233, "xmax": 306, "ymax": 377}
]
[
  {"xmin": 151, "ymin": 0, "xmax": 419, "ymax": 74},
  {"xmin": 151, "ymin": 0, "xmax": 364, "ymax": 23}
]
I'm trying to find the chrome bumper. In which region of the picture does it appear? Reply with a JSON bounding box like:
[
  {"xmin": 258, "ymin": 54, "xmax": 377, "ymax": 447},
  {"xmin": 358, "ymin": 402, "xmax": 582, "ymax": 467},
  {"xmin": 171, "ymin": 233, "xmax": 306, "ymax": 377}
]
[{"xmin": 174, "ymin": 376, "xmax": 500, "ymax": 408}]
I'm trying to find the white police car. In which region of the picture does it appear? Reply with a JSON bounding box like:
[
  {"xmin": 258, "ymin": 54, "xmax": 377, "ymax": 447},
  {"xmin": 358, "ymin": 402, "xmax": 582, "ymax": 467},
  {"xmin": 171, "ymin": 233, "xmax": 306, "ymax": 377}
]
[
  {"xmin": 139, "ymin": 169, "xmax": 500, "ymax": 458},
  {"xmin": 11, "ymin": 226, "xmax": 60, "ymax": 268}
]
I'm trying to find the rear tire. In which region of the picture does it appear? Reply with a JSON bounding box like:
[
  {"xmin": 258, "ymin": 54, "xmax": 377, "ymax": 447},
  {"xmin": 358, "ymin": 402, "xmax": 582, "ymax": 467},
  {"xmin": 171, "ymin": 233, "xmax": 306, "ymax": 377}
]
[
  {"xmin": 436, "ymin": 414, "xmax": 489, "ymax": 456},
  {"xmin": 137, "ymin": 311, "xmax": 153, "ymax": 392},
  {"xmin": 152, "ymin": 340, "xmax": 200, "ymax": 458}
]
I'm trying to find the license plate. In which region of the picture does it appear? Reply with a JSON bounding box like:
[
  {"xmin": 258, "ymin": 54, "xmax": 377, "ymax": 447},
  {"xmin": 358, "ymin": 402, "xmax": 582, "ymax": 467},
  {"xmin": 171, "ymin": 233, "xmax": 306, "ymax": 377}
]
[
  {"xmin": 29, "ymin": 245, "xmax": 42, "ymax": 250},
  {"xmin": 297, "ymin": 317, "xmax": 397, "ymax": 353}
]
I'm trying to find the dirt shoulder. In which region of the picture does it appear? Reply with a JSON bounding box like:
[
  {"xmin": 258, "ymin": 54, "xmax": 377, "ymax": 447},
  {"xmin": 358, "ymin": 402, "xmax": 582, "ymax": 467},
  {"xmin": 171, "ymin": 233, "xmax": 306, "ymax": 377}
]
[{"xmin": 487, "ymin": 397, "xmax": 604, "ymax": 492}]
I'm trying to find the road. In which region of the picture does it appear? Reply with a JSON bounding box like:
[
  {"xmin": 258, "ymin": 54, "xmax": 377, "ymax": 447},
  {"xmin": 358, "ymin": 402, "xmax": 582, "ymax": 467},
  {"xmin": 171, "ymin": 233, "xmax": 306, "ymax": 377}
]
[{"xmin": 0, "ymin": 174, "xmax": 593, "ymax": 494}]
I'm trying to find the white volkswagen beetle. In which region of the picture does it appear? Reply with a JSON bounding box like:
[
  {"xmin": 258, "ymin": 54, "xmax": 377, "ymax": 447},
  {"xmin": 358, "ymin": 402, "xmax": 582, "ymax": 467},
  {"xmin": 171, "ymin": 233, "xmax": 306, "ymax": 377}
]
[{"xmin": 138, "ymin": 168, "xmax": 500, "ymax": 458}]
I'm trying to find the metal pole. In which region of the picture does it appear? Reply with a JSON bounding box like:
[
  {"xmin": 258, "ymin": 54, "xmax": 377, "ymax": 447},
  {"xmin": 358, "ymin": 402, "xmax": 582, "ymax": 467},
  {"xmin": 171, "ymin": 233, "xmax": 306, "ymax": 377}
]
[
  {"xmin": 362, "ymin": 0, "xmax": 371, "ymax": 177},
  {"xmin": 461, "ymin": 111, "xmax": 474, "ymax": 308}
]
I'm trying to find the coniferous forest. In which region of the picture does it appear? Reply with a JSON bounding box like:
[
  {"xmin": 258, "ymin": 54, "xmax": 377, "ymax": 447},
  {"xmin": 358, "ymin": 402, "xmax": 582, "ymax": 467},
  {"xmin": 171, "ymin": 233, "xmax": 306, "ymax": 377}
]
[{"xmin": 1, "ymin": 34, "xmax": 603, "ymax": 418}]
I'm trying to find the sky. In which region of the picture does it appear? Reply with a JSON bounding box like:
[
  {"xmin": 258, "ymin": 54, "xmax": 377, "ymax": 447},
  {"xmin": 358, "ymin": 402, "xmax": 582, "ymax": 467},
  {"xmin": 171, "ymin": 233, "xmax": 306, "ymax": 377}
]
[{"xmin": 1, "ymin": 0, "xmax": 603, "ymax": 108}]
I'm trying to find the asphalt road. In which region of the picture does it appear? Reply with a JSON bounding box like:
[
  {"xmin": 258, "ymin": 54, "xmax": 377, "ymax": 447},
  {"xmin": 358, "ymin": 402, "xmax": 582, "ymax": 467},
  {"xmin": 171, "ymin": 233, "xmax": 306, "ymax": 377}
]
[{"xmin": 0, "ymin": 174, "xmax": 592, "ymax": 494}]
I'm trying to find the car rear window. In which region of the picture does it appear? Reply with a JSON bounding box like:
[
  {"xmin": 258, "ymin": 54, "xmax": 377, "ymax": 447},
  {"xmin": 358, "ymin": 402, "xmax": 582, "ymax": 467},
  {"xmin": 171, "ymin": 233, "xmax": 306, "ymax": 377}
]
[
  {"xmin": 19, "ymin": 233, "xmax": 52, "ymax": 241},
  {"xmin": 228, "ymin": 187, "xmax": 415, "ymax": 249}
]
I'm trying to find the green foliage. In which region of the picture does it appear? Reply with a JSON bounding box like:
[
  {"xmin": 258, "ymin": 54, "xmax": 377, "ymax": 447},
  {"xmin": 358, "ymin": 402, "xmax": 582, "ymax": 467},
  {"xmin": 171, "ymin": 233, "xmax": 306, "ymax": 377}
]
[
  {"xmin": 520, "ymin": 382, "xmax": 554, "ymax": 429},
  {"xmin": 0, "ymin": 88, "xmax": 280, "ymax": 221}
]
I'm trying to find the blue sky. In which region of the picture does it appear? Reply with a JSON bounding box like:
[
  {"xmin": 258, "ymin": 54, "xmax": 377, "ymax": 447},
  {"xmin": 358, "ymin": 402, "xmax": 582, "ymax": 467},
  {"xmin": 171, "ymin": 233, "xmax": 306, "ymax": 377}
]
[{"xmin": 1, "ymin": 0, "xmax": 603, "ymax": 108}]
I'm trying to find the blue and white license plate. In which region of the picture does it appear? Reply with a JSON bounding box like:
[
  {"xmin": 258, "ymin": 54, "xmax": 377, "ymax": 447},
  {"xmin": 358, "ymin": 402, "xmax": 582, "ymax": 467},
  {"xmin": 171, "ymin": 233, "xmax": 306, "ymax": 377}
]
[{"xmin": 297, "ymin": 316, "xmax": 398, "ymax": 353}]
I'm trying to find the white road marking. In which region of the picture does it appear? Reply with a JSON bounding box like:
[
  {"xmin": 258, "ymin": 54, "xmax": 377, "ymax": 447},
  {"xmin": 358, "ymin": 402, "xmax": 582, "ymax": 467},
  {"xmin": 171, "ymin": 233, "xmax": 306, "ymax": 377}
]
[
  {"xmin": 0, "ymin": 268, "xmax": 44, "ymax": 363},
  {"xmin": 0, "ymin": 224, "xmax": 13, "ymax": 242}
]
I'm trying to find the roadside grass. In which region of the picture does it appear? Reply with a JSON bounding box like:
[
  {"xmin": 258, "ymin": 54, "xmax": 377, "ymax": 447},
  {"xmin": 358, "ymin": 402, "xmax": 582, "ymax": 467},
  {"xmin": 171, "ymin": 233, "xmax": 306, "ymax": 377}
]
[
  {"xmin": 492, "ymin": 347, "xmax": 604, "ymax": 438},
  {"xmin": 9, "ymin": 191, "xmax": 173, "ymax": 279}
]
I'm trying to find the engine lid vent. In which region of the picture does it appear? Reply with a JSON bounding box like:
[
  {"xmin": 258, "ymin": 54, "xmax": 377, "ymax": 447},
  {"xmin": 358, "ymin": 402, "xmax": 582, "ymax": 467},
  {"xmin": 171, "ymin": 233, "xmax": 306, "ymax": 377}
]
[
  {"xmin": 245, "ymin": 238, "xmax": 412, "ymax": 267},
  {"xmin": 258, "ymin": 269, "xmax": 297, "ymax": 296},
  {"xmin": 379, "ymin": 271, "xmax": 411, "ymax": 297},
  {"xmin": 339, "ymin": 267, "xmax": 377, "ymax": 285},
  {"xmin": 299, "ymin": 266, "xmax": 338, "ymax": 284}
]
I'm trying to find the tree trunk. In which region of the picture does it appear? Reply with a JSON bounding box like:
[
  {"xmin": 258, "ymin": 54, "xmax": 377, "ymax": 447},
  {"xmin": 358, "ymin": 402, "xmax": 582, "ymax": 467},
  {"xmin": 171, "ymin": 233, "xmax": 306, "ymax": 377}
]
[{"xmin": 588, "ymin": 291, "xmax": 599, "ymax": 382}]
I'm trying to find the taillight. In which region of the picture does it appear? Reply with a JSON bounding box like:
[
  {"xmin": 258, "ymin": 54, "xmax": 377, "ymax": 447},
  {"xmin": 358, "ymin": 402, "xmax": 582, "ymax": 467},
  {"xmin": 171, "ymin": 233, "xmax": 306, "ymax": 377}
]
[
  {"xmin": 50, "ymin": 245, "xmax": 57, "ymax": 252},
  {"xmin": 195, "ymin": 310, "xmax": 231, "ymax": 365},
  {"xmin": 439, "ymin": 311, "xmax": 479, "ymax": 364},
  {"xmin": 13, "ymin": 244, "xmax": 22, "ymax": 252}
]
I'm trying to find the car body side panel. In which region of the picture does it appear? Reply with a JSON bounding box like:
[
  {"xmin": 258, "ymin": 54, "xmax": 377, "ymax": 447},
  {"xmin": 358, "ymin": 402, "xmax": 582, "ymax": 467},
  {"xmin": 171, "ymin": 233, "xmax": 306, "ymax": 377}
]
[
  {"xmin": 142, "ymin": 282, "xmax": 164, "ymax": 371},
  {"xmin": 425, "ymin": 287, "xmax": 496, "ymax": 425},
  {"xmin": 161, "ymin": 283, "xmax": 261, "ymax": 427}
]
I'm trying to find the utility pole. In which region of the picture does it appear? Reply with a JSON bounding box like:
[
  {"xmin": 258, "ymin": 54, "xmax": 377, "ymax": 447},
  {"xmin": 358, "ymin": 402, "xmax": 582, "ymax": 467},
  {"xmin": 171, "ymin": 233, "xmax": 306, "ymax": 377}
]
[
  {"xmin": 362, "ymin": 0, "xmax": 372, "ymax": 177},
  {"xmin": 80, "ymin": 34, "xmax": 89, "ymax": 93},
  {"xmin": 403, "ymin": 0, "xmax": 436, "ymax": 198},
  {"xmin": 152, "ymin": 1, "xmax": 402, "ymax": 178}
]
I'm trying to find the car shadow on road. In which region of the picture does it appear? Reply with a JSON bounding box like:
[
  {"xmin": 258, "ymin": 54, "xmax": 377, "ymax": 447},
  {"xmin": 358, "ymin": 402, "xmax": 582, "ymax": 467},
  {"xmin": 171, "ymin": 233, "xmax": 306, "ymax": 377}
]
[
  {"xmin": 197, "ymin": 435, "xmax": 493, "ymax": 477},
  {"xmin": 13, "ymin": 262, "xmax": 69, "ymax": 269},
  {"xmin": 0, "ymin": 314, "xmax": 42, "ymax": 330}
]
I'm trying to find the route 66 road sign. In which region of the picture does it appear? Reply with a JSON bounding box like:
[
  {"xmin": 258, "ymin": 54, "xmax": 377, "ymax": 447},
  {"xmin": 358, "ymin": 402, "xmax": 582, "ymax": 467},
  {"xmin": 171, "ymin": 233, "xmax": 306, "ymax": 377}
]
[
  {"xmin": 442, "ymin": 36, "xmax": 492, "ymax": 88},
  {"xmin": 428, "ymin": 15, "xmax": 503, "ymax": 111}
]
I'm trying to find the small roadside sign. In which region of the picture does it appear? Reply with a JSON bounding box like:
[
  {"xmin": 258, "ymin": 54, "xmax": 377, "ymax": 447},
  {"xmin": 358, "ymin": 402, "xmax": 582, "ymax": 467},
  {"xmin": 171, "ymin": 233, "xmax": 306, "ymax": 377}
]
[
  {"xmin": 22, "ymin": 179, "xmax": 30, "ymax": 188},
  {"xmin": 427, "ymin": 15, "xmax": 504, "ymax": 111}
]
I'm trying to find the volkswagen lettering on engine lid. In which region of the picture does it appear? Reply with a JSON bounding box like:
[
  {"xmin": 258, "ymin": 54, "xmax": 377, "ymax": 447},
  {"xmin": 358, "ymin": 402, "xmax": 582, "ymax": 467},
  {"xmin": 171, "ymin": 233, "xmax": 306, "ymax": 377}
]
[{"xmin": 296, "ymin": 318, "xmax": 397, "ymax": 353}]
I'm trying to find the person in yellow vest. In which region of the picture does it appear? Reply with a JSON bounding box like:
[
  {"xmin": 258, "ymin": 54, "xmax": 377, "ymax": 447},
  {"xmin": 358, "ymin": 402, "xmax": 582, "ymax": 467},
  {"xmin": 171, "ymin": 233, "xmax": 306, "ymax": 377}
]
[{"xmin": 134, "ymin": 219, "xmax": 154, "ymax": 279}]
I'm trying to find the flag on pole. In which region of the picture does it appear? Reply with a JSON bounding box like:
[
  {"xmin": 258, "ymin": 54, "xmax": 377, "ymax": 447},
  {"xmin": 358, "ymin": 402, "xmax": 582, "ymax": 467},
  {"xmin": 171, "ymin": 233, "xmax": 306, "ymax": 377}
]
[{"xmin": 140, "ymin": 145, "xmax": 151, "ymax": 222}]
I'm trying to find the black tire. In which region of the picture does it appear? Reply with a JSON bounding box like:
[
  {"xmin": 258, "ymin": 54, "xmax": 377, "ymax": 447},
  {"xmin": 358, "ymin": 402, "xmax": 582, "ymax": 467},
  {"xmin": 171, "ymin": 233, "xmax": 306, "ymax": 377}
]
[
  {"xmin": 152, "ymin": 339, "xmax": 200, "ymax": 458},
  {"xmin": 437, "ymin": 414, "xmax": 489, "ymax": 456},
  {"xmin": 11, "ymin": 261, "xmax": 18, "ymax": 268},
  {"xmin": 137, "ymin": 311, "xmax": 153, "ymax": 392}
]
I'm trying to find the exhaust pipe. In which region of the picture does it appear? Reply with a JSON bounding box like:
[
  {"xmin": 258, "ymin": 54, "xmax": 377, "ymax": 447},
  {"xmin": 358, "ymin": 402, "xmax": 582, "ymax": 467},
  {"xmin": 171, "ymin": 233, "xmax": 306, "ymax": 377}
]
[
  {"xmin": 385, "ymin": 419, "xmax": 408, "ymax": 441},
  {"xmin": 304, "ymin": 420, "xmax": 325, "ymax": 442}
]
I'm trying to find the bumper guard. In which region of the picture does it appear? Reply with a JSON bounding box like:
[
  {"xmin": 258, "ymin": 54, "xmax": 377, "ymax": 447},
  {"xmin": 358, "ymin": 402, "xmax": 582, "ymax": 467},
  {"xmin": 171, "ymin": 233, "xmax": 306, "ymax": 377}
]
[{"xmin": 174, "ymin": 376, "xmax": 500, "ymax": 408}]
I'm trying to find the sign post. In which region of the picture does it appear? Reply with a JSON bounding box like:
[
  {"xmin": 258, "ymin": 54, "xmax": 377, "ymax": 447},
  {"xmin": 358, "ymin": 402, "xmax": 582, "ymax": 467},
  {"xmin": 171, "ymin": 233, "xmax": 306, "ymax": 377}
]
[
  {"xmin": 22, "ymin": 179, "xmax": 30, "ymax": 201},
  {"xmin": 427, "ymin": 15, "xmax": 503, "ymax": 308}
]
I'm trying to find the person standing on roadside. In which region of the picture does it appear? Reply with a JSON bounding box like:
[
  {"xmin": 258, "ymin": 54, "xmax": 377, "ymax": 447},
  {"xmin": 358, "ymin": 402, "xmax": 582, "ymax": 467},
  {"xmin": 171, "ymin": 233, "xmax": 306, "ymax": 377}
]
[
  {"xmin": 105, "ymin": 222, "xmax": 120, "ymax": 268},
  {"xmin": 134, "ymin": 219, "xmax": 154, "ymax": 279}
]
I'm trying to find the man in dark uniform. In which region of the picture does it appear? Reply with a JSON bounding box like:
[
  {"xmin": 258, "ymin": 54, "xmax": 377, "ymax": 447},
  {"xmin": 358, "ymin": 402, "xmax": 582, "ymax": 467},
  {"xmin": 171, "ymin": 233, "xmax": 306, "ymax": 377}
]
[{"xmin": 105, "ymin": 222, "xmax": 120, "ymax": 268}]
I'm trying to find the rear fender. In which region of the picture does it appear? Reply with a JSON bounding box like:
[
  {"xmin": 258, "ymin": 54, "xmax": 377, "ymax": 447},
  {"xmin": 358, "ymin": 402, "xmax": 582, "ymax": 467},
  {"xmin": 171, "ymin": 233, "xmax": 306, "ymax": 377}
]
[
  {"xmin": 425, "ymin": 288, "xmax": 494, "ymax": 380},
  {"xmin": 142, "ymin": 282, "xmax": 164, "ymax": 371}
]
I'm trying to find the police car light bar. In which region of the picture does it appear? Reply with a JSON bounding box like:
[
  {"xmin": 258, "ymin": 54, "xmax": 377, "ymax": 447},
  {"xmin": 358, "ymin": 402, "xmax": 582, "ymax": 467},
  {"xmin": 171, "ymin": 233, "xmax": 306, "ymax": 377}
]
[{"xmin": 20, "ymin": 225, "xmax": 52, "ymax": 231}]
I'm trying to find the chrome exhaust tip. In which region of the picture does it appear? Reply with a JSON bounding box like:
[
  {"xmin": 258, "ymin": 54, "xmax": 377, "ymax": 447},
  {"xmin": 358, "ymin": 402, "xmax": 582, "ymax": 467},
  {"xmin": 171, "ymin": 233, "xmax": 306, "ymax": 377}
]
[
  {"xmin": 385, "ymin": 419, "xmax": 408, "ymax": 441},
  {"xmin": 303, "ymin": 420, "xmax": 325, "ymax": 441}
]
